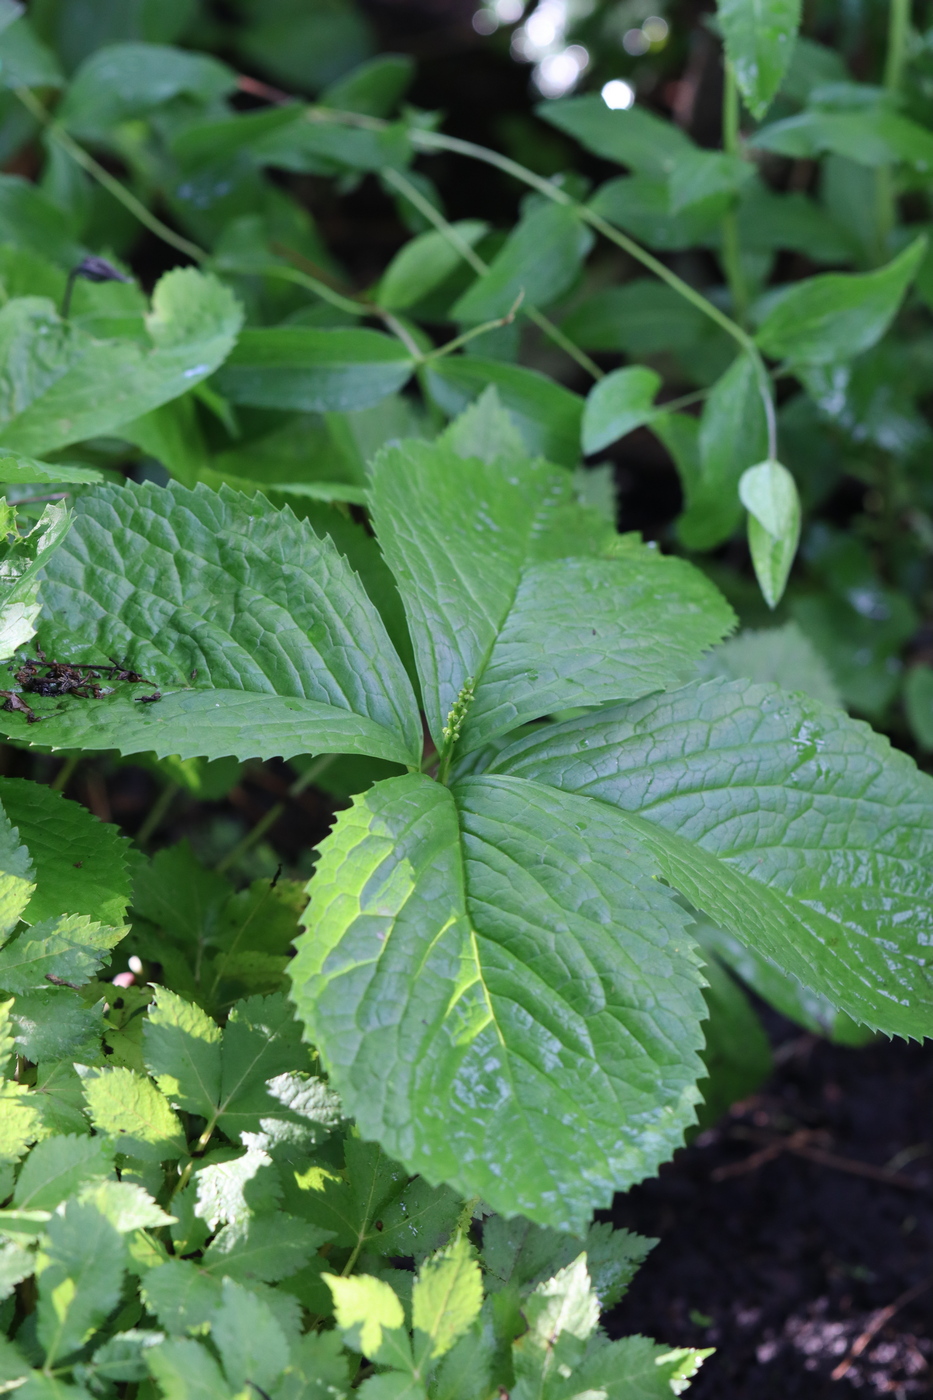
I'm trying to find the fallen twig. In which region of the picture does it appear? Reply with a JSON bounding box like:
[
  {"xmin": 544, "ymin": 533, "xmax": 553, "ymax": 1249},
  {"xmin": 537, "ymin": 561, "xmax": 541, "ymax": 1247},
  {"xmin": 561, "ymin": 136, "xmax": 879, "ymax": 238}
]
[
  {"xmin": 830, "ymin": 1276, "xmax": 932, "ymax": 1382},
  {"xmin": 712, "ymin": 1127, "xmax": 929, "ymax": 1193}
]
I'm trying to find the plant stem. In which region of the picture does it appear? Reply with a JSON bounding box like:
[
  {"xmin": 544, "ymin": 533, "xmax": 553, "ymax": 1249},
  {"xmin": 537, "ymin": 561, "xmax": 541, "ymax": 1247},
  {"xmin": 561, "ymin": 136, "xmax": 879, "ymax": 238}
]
[
  {"xmin": 215, "ymin": 753, "xmax": 337, "ymax": 875},
  {"xmin": 720, "ymin": 63, "xmax": 748, "ymax": 325},
  {"xmin": 884, "ymin": 0, "xmax": 911, "ymax": 94},
  {"xmin": 382, "ymin": 165, "xmax": 604, "ymax": 380},
  {"xmin": 50, "ymin": 753, "xmax": 79, "ymax": 793},
  {"xmin": 136, "ymin": 781, "xmax": 182, "ymax": 848},
  {"xmin": 14, "ymin": 86, "xmax": 208, "ymax": 264}
]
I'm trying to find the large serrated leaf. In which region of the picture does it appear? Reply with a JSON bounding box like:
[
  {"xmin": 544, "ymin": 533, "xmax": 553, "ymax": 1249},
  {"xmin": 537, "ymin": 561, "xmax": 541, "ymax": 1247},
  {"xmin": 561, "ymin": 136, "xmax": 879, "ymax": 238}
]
[
  {"xmin": 370, "ymin": 440, "xmax": 733, "ymax": 754},
  {"xmin": 290, "ymin": 772, "xmax": 706, "ymax": 1232},
  {"xmin": 491, "ymin": 677, "xmax": 933, "ymax": 1039},
  {"xmin": 0, "ymin": 481, "xmax": 420, "ymax": 766}
]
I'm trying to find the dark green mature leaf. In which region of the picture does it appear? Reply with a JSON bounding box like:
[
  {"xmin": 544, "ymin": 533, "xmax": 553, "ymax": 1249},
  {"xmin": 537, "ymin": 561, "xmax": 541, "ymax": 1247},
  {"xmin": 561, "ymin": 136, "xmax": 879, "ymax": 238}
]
[
  {"xmin": 588, "ymin": 175, "xmax": 724, "ymax": 252},
  {"xmin": 57, "ymin": 42, "xmax": 235, "ymax": 142},
  {"xmin": 425, "ymin": 357, "xmax": 583, "ymax": 467},
  {"xmin": 291, "ymin": 773, "xmax": 707, "ymax": 1231},
  {"xmin": 452, "ymin": 203, "xmax": 592, "ymax": 322},
  {"xmin": 0, "ymin": 12, "xmax": 63, "ymax": 91},
  {"xmin": 537, "ymin": 95, "xmax": 692, "ymax": 176},
  {"xmin": 718, "ymin": 0, "xmax": 802, "ymax": 119},
  {"xmin": 202, "ymin": 1213, "xmax": 329, "ymax": 1283},
  {"xmin": 0, "ymin": 271, "xmax": 243, "ymax": 458},
  {"xmin": 562, "ymin": 279, "xmax": 709, "ymax": 355},
  {"xmin": 213, "ymin": 328, "xmax": 415, "ymax": 413},
  {"xmin": 491, "ymin": 677, "xmax": 933, "ymax": 1038},
  {"xmin": 755, "ymin": 238, "xmax": 926, "ymax": 365},
  {"xmin": 0, "ymin": 481, "xmax": 420, "ymax": 766},
  {"xmin": 752, "ymin": 106, "xmax": 933, "ymax": 171},
  {"xmin": 14, "ymin": 1136, "xmax": 112, "ymax": 1211},
  {"xmin": 370, "ymin": 439, "xmax": 733, "ymax": 752},
  {"xmin": 0, "ymin": 914, "xmax": 123, "ymax": 992},
  {"xmin": 668, "ymin": 149, "xmax": 753, "ymax": 213},
  {"xmin": 0, "ymin": 780, "xmax": 130, "ymax": 928},
  {"xmin": 144, "ymin": 988, "xmax": 221, "ymax": 1120},
  {"xmin": 482, "ymin": 1216, "xmax": 653, "ymax": 1308}
]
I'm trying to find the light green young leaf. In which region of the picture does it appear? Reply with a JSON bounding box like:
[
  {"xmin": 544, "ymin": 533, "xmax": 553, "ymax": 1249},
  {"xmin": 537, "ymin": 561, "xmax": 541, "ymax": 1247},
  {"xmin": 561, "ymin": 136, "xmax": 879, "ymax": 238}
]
[
  {"xmin": 523, "ymin": 1254, "xmax": 599, "ymax": 1349},
  {"xmin": 37, "ymin": 1198, "xmax": 126, "ymax": 1366},
  {"xmin": 0, "ymin": 802, "xmax": 34, "ymax": 941},
  {"xmin": 0, "ymin": 272, "xmax": 243, "ymax": 458},
  {"xmin": 0, "ymin": 914, "xmax": 123, "ymax": 992},
  {"xmin": 214, "ymin": 328, "xmax": 415, "ymax": 413},
  {"xmin": 143, "ymin": 987, "xmax": 222, "ymax": 1121},
  {"xmin": 192, "ymin": 1147, "xmax": 280, "ymax": 1230},
  {"xmin": 378, "ymin": 221, "xmax": 489, "ymax": 310},
  {"xmin": 0, "ymin": 779, "xmax": 130, "ymax": 928},
  {"xmin": 0, "ymin": 1081, "xmax": 44, "ymax": 1164},
  {"xmin": 291, "ymin": 773, "xmax": 706, "ymax": 1232},
  {"xmin": 210, "ymin": 1278, "xmax": 290, "ymax": 1393},
  {"xmin": 581, "ymin": 365, "xmax": 660, "ymax": 454},
  {"xmin": 146, "ymin": 1336, "xmax": 230, "ymax": 1400},
  {"xmin": 0, "ymin": 1240, "xmax": 33, "ymax": 1300},
  {"xmin": 739, "ymin": 459, "xmax": 801, "ymax": 607},
  {"xmin": 536, "ymin": 95, "xmax": 693, "ymax": 176},
  {"xmin": 325, "ymin": 1272, "xmax": 405, "ymax": 1361},
  {"xmin": 755, "ymin": 237, "xmax": 926, "ymax": 365},
  {"xmin": 202, "ymin": 1213, "xmax": 330, "ymax": 1283},
  {"xmin": 718, "ymin": 0, "xmax": 802, "ymax": 119},
  {"xmin": 78, "ymin": 1180, "xmax": 174, "ymax": 1234},
  {"xmin": 0, "ymin": 481, "xmax": 420, "ymax": 767},
  {"xmin": 492, "ymin": 676, "xmax": 933, "ymax": 1039},
  {"xmin": 452, "ymin": 203, "xmax": 591, "ymax": 322},
  {"xmin": 412, "ymin": 1236, "xmax": 482, "ymax": 1365},
  {"xmin": 82, "ymin": 1067, "xmax": 186, "ymax": 1162},
  {"xmin": 370, "ymin": 440, "xmax": 733, "ymax": 753},
  {"xmin": 13, "ymin": 1135, "xmax": 112, "ymax": 1211}
]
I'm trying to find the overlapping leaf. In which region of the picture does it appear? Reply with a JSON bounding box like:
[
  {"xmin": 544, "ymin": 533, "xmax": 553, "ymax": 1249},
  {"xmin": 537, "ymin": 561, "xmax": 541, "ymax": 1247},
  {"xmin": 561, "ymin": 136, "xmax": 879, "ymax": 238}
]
[
  {"xmin": 369, "ymin": 439, "xmax": 734, "ymax": 753},
  {"xmin": 491, "ymin": 676, "xmax": 933, "ymax": 1038},
  {"xmin": 291, "ymin": 772, "xmax": 707, "ymax": 1231},
  {"xmin": 0, "ymin": 480, "xmax": 420, "ymax": 766}
]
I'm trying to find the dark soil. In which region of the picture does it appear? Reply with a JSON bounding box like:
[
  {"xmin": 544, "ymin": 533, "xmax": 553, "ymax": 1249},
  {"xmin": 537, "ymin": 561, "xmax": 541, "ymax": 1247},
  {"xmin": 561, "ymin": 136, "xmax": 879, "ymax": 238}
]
[{"xmin": 606, "ymin": 1022, "xmax": 933, "ymax": 1398}]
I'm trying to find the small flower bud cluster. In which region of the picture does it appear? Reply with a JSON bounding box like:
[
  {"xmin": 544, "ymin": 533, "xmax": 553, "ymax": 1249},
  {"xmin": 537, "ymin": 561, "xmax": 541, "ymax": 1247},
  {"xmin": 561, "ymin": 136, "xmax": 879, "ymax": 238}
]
[{"xmin": 442, "ymin": 676, "xmax": 475, "ymax": 746}]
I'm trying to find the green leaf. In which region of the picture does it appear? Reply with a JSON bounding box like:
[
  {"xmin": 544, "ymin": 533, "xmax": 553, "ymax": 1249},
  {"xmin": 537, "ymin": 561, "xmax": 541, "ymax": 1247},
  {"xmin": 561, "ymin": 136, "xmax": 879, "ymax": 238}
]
[
  {"xmin": 282, "ymin": 1137, "xmax": 405, "ymax": 1252},
  {"xmin": 210, "ymin": 1278, "xmax": 290, "ymax": 1393},
  {"xmin": 78, "ymin": 1179, "xmax": 173, "ymax": 1233},
  {"xmin": 191, "ymin": 1147, "xmax": 280, "ymax": 1231},
  {"xmin": 482, "ymin": 1218, "xmax": 653, "ymax": 1309},
  {"xmin": 694, "ymin": 953, "xmax": 772, "ymax": 1129},
  {"xmin": 905, "ymin": 665, "xmax": 933, "ymax": 751},
  {"xmin": 146, "ymin": 1337, "xmax": 230, "ymax": 1400},
  {"xmin": 143, "ymin": 988, "xmax": 221, "ymax": 1121},
  {"xmin": 0, "ymin": 501, "xmax": 71, "ymax": 664},
  {"xmin": 0, "ymin": 13, "xmax": 63, "ymax": 91},
  {"xmin": 718, "ymin": 0, "xmax": 802, "ymax": 119},
  {"xmin": 0, "ymin": 1240, "xmax": 33, "ymax": 1300},
  {"xmin": 370, "ymin": 440, "xmax": 733, "ymax": 752},
  {"xmin": 492, "ymin": 676, "xmax": 933, "ymax": 1039},
  {"xmin": 86, "ymin": 1330, "xmax": 164, "ymax": 1386},
  {"xmin": 121, "ymin": 396, "xmax": 207, "ymax": 489},
  {"xmin": 0, "ymin": 913, "xmax": 124, "ymax": 992},
  {"xmin": 322, "ymin": 53, "xmax": 414, "ymax": 116},
  {"xmin": 695, "ymin": 621, "xmax": 842, "ymax": 708},
  {"xmin": 0, "ymin": 780, "xmax": 130, "ymax": 928},
  {"xmin": 214, "ymin": 328, "xmax": 415, "ymax": 413},
  {"xmin": 0, "ymin": 1076, "xmax": 44, "ymax": 1165},
  {"xmin": 0, "ymin": 802, "xmax": 34, "ymax": 940},
  {"xmin": 291, "ymin": 773, "xmax": 706, "ymax": 1232},
  {"xmin": 536, "ymin": 95, "xmax": 693, "ymax": 176},
  {"xmin": 214, "ymin": 993, "xmax": 317, "ymax": 1143},
  {"xmin": 412, "ymin": 1236, "xmax": 482, "ymax": 1364},
  {"xmin": 57, "ymin": 42, "xmax": 235, "ymax": 142},
  {"xmin": 561, "ymin": 279, "xmax": 710, "ymax": 356},
  {"xmin": 752, "ymin": 106, "xmax": 933, "ymax": 171},
  {"xmin": 668, "ymin": 149, "xmax": 753, "ymax": 213},
  {"xmin": 202, "ymin": 1213, "xmax": 330, "ymax": 1283},
  {"xmin": 581, "ymin": 366, "xmax": 660, "ymax": 454},
  {"xmin": 0, "ymin": 272, "xmax": 243, "ymax": 458},
  {"xmin": 325, "ymin": 1272, "xmax": 405, "ymax": 1361},
  {"xmin": 424, "ymin": 358, "xmax": 583, "ymax": 468},
  {"xmin": 82, "ymin": 1067, "xmax": 186, "ymax": 1161},
  {"xmin": 739, "ymin": 458, "xmax": 801, "ymax": 607},
  {"xmin": 521, "ymin": 1254, "xmax": 599, "ymax": 1349},
  {"xmin": 0, "ymin": 177, "xmax": 83, "ymax": 268},
  {"xmin": 14, "ymin": 1135, "xmax": 112, "ymax": 1211},
  {"xmin": 755, "ymin": 238, "xmax": 926, "ymax": 365},
  {"xmin": 589, "ymin": 175, "xmax": 726, "ymax": 252},
  {"xmin": 36, "ymin": 1198, "xmax": 125, "ymax": 1366},
  {"xmin": 378, "ymin": 222, "xmax": 489, "ymax": 311},
  {"xmin": 0, "ymin": 481, "xmax": 420, "ymax": 767},
  {"xmin": 452, "ymin": 203, "xmax": 591, "ymax": 322},
  {"xmin": 678, "ymin": 354, "xmax": 769, "ymax": 550},
  {"xmin": 0, "ymin": 456, "xmax": 102, "ymax": 486},
  {"xmin": 140, "ymin": 1260, "xmax": 223, "ymax": 1337}
]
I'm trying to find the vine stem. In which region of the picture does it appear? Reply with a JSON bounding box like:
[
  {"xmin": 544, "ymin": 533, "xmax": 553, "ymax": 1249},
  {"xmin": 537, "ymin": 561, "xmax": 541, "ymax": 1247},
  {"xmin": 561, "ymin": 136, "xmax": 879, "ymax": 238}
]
[
  {"xmin": 136, "ymin": 781, "xmax": 182, "ymax": 848},
  {"xmin": 215, "ymin": 753, "xmax": 337, "ymax": 875},
  {"xmin": 884, "ymin": 0, "xmax": 911, "ymax": 94},
  {"xmin": 720, "ymin": 62, "xmax": 748, "ymax": 326},
  {"xmin": 14, "ymin": 86, "xmax": 207, "ymax": 264}
]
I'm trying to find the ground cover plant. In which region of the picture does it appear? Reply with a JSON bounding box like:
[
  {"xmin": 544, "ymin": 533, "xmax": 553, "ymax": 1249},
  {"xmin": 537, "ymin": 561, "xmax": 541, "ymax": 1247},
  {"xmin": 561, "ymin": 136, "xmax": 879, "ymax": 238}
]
[{"xmin": 0, "ymin": 0, "xmax": 925, "ymax": 1394}]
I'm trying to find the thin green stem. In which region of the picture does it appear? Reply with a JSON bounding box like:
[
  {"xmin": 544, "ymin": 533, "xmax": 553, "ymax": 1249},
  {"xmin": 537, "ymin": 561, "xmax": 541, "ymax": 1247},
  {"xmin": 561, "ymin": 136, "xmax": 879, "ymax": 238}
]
[
  {"xmin": 14, "ymin": 86, "xmax": 208, "ymax": 264},
  {"xmin": 720, "ymin": 63, "xmax": 748, "ymax": 324},
  {"xmin": 884, "ymin": 0, "xmax": 911, "ymax": 93},
  {"xmin": 382, "ymin": 164, "xmax": 604, "ymax": 380},
  {"xmin": 232, "ymin": 262, "xmax": 367, "ymax": 317},
  {"xmin": 422, "ymin": 295, "xmax": 523, "ymax": 362},
  {"xmin": 215, "ymin": 753, "xmax": 337, "ymax": 875},
  {"xmin": 50, "ymin": 753, "xmax": 79, "ymax": 793},
  {"xmin": 136, "ymin": 781, "xmax": 182, "ymax": 848}
]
